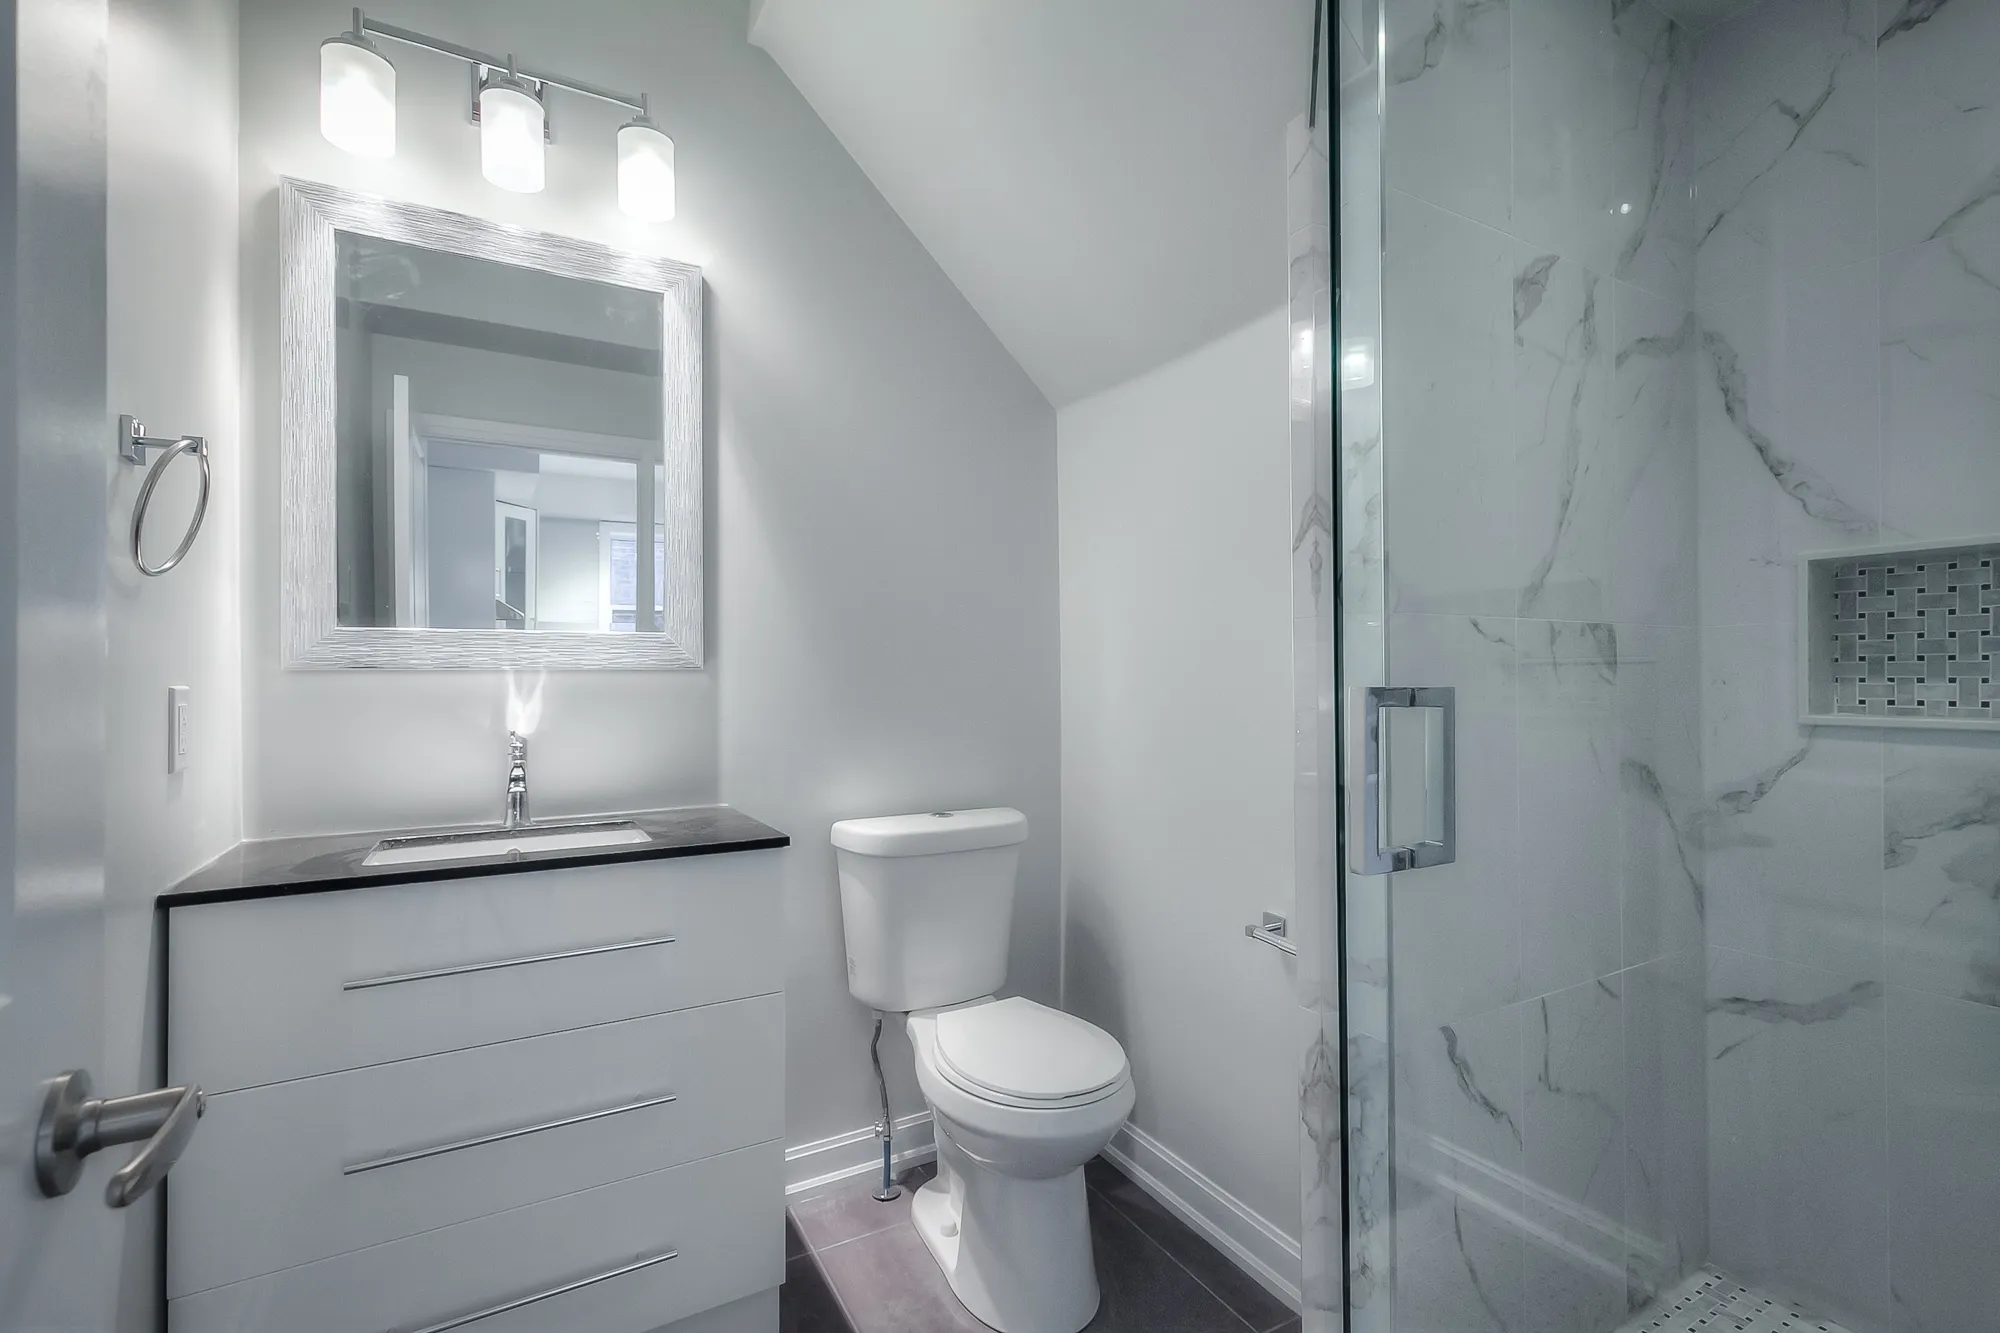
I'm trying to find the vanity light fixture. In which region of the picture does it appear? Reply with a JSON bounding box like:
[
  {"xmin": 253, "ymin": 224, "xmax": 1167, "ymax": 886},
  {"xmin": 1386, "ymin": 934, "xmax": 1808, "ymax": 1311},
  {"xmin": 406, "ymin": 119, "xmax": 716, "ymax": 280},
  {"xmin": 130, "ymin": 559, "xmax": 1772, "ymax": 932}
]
[
  {"xmin": 617, "ymin": 107, "xmax": 676, "ymax": 222},
  {"xmin": 317, "ymin": 9, "xmax": 675, "ymax": 218},
  {"xmin": 318, "ymin": 24, "xmax": 395, "ymax": 158},
  {"xmin": 477, "ymin": 63, "xmax": 546, "ymax": 194}
]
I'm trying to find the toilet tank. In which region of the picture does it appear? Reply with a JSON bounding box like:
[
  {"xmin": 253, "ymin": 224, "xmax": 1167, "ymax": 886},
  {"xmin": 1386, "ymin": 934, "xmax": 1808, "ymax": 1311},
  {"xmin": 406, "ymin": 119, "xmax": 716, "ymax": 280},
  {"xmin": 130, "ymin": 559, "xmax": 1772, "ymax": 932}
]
[{"xmin": 831, "ymin": 808, "xmax": 1028, "ymax": 1012}]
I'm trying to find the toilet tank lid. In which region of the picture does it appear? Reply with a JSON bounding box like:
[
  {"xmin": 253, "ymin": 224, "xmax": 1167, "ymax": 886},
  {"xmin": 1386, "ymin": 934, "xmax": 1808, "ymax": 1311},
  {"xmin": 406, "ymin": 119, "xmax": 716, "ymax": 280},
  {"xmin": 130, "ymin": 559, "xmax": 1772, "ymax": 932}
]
[{"xmin": 830, "ymin": 807, "xmax": 1027, "ymax": 857}]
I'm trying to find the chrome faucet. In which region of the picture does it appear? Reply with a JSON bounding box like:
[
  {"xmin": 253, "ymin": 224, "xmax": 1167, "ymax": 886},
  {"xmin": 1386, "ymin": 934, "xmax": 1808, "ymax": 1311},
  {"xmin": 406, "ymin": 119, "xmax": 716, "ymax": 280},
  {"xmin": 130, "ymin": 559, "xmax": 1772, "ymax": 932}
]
[{"xmin": 504, "ymin": 731, "xmax": 530, "ymax": 830}]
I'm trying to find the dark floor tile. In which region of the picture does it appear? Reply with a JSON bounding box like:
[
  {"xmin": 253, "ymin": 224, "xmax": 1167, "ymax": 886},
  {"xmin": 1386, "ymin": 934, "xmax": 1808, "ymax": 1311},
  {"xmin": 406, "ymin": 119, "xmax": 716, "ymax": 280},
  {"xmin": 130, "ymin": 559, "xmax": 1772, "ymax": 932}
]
[
  {"xmin": 813, "ymin": 1220, "xmax": 991, "ymax": 1333},
  {"xmin": 816, "ymin": 1160, "xmax": 1263, "ymax": 1333},
  {"xmin": 787, "ymin": 1215, "xmax": 810, "ymax": 1260},
  {"xmin": 780, "ymin": 1254, "xmax": 855, "ymax": 1333},
  {"xmin": 1084, "ymin": 1203, "xmax": 1259, "ymax": 1332},
  {"xmin": 1261, "ymin": 1320, "xmax": 1301, "ymax": 1333},
  {"xmin": 789, "ymin": 1164, "xmax": 938, "ymax": 1252},
  {"xmin": 1087, "ymin": 1160, "xmax": 1292, "ymax": 1331},
  {"xmin": 1083, "ymin": 1156, "xmax": 1126, "ymax": 1193}
]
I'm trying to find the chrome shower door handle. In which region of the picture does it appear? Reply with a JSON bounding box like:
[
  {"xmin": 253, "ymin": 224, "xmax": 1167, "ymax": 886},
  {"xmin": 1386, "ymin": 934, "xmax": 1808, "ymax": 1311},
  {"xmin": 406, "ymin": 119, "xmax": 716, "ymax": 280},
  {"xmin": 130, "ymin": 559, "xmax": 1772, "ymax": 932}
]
[
  {"xmin": 1348, "ymin": 686, "xmax": 1456, "ymax": 875},
  {"xmin": 34, "ymin": 1069, "xmax": 206, "ymax": 1207}
]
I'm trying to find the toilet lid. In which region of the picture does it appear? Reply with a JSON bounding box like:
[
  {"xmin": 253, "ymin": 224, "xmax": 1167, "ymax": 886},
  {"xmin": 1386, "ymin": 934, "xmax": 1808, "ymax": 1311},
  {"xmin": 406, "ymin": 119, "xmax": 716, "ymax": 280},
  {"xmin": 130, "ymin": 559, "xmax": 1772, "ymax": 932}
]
[{"xmin": 934, "ymin": 997, "xmax": 1127, "ymax": 1103}]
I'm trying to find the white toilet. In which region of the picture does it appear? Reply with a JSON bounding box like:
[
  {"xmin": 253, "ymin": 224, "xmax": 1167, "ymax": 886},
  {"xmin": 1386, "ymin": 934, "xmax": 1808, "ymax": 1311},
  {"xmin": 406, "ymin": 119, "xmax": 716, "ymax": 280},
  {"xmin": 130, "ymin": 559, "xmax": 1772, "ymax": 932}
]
[{"xmin": 832, "ymin": 808, "xmax": 1136, "ymax": 1333}]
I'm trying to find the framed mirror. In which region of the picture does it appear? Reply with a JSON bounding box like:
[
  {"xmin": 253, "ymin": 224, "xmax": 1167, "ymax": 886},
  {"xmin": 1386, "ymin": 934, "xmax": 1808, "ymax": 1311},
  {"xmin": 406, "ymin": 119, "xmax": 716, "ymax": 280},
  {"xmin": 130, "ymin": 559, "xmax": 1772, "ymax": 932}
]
[{"xmin": 279, "ymin": 178, "xmax": 703, "ymax": 669}]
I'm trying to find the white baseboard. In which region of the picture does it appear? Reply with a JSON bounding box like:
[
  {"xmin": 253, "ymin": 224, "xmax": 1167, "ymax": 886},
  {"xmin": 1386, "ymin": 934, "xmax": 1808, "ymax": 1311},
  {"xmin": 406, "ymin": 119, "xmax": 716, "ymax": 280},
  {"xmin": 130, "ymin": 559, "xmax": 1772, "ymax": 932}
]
[
  {"xmin": 785, "ymin": 1111, "xmax": 936, "ymax": 1197},
  {"xmin": 1103, "ymin": 1123, "xmax": 1302, "ymax": 1311}
]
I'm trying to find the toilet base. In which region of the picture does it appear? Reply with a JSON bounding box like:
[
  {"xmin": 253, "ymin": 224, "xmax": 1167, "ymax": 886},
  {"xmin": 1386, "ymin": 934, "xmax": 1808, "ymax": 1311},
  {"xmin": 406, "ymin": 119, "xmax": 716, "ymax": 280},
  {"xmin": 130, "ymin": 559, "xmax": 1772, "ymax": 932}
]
[{"xmin": 910, "ymin": 1139, "xmax": 1100, "ymax": 1333}]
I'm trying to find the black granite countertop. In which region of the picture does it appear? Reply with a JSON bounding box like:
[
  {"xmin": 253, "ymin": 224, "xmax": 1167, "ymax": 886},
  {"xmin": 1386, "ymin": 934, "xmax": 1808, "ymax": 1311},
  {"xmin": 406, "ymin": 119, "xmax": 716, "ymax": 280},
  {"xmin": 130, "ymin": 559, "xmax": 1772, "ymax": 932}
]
[{"xmin": 158, "ymin": 805, "xmax": 789, "ymax": 907}]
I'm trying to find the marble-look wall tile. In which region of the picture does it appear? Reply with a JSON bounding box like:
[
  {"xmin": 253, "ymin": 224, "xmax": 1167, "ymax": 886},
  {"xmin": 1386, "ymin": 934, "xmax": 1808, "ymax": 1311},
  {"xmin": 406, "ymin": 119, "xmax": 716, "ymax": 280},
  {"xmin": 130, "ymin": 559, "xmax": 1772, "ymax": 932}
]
[
  {"xmin": 1344, "ymin": 613, "xmax": 1392, "ymax": 1045},
  {"xmin": 1292, "ymin": 228, "xmax": 1335, "ymax": 625},
  {"xmin": 1343, "ymin": 1031, "xmax": 1392, "ymax": 1333},
  {"xmin": 1648, "ymin": 0, "xmax": 1759, "ymax": 32},
  {"xmin": 1510, "ymin": 0, "xmax": 1693, "ymax": 301},
  {"xmin": 1389, "ymin": 612, "xmax": 1523, "ymax": 1031},
  {"xmin": 1876, "ymin": 0, "xmax": 2000, "ymax": 251},
  {"xmin": 1608, "ymin": 282, "xmax": 1698, "ymax": 629},
  {"xmin": 1394, "ymin": 1000, "xmax": 1527, "ymax": 1283},
  {"xmin": 1691, "ymin": 0, "xmax": 1877, "ymax": 311},
  {"xmin": 1881, "ymin": 219, "xmax": 2000, "ymax": 542},
  {"xmin": 1885, "ymin": 985, "xmax": 2000, "ymax": 1333},
  {"xmin": 1611, "ymin": 1, "xmax": 1695, "ymax": 301},
  {"xmin": 1883, "ymin": 734, "xmax": 2000, "ymax": 1010},
  {"xmin": 1705, "ymin": 946, "xmax": 1890, "ymax": 1331},
  {"xmin": 1512, "ymin": 251, "xmax": 1614, "ymax": 622},
  {"xmin": 1337, "ymin": 69, "xmax": 1389, "ymax": 1046},
  {"xmin": 1386, "ymin": 0, "xmax": 1512, "ymax": 232},
  {"xmin": 1296, "ymin": 611, "xmax": 1341, "ymax": 1007},
  {"xmin": 1512, "ymin": 268, "xmax": 1697, "ymax": 627},
  {"xmin": 1339, "ymin": 73, "xmax": 1386, "ymax": 630},
  {"xmin": 1299, "ymin": 1002, "xmax": 1345, "ymax": 1333},
  {"xmin": 1512, "ymin": 0, "xmax": 1614, "ymax": 275},
  {"xmin": 1522, "ymin": 977, "xmax": 1628, "ymax": 1333},
  {"xmin": 1701, "ymin": 623, "xmax": 1884, "ymax": 979},
  {"xmin": 1394, "ymin": 1189, "xmax": 1527, "ymax": 1333},
  {"xmin": 1294, "ymin": 101, "xmax": 1345, "ymax": 1333},
  {"xmin": 1622, "ymin": 952, "xmax": 1708, "ymax": 1310},
  {"xmin": 1384, "ymin": 191, "xmax": 1518, "ymax": 617},
  {"xmin": 1695, "ymin": 259, "xmax": 1882, "ymax": 627},
  {"xmin": 1617, "ymin": 625, "xmax": 1704, "ymax": 967},
  {"xmin": 1517, "ymin": 620, "xmax": 1625, "ymax": 996}
]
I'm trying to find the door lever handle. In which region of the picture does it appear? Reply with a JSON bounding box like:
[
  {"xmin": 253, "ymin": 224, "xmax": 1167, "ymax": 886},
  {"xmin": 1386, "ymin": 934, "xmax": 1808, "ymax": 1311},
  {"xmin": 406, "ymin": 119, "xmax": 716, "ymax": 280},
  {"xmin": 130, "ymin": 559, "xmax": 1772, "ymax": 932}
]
[{"xmin": 34, "ymin": 1069, "xmax": 206, "ymax": 1207}]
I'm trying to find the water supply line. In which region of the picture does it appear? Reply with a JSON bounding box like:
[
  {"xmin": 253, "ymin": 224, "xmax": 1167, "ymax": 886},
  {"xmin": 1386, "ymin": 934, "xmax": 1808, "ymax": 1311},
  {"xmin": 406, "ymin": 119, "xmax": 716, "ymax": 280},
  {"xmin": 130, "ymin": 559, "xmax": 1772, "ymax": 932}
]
[{"xmin": 870, "ymin": 1012, "xmax": 901, "ymax": 1202}]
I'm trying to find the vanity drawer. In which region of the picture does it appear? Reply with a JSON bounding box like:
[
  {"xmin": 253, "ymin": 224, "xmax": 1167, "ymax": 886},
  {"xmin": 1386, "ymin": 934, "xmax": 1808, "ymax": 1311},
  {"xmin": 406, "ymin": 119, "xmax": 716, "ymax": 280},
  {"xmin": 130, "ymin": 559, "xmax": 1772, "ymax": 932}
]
[
  {"xmin": 168, "ymin": 1139, "xmax": 782, "ymax": 1333},
  {"xmin": 168, "ymin": 851, "xmax": 780, "ymax": 1092},
  {"xmin": 168, "ymin": 993, "xmax": 783, "ymax": 1298}
]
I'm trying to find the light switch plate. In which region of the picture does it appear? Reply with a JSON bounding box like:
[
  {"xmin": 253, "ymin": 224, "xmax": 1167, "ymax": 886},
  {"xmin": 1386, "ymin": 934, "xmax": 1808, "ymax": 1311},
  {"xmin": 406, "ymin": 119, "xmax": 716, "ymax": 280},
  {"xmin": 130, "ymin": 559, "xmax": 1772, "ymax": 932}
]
[{"xmin": 167, "ymin": 685, "xmax": 190, "ymax": 773}]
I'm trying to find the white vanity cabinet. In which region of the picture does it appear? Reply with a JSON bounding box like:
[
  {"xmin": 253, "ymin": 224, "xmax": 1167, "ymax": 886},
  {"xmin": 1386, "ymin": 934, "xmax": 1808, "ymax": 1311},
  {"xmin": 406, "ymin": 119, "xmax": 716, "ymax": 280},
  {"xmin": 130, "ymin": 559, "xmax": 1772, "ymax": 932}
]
[{"xmin": 163, "ymin": 849, "xmax": 785, "ymax": 1333}]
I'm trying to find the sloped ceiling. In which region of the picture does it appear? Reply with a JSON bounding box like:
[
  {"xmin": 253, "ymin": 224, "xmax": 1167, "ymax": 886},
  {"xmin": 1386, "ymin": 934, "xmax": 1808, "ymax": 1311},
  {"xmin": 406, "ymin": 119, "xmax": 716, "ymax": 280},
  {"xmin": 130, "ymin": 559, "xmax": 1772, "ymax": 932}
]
[{"xmin": 751, "ymin": 0, "xmax": 1319, "ymax": 407}]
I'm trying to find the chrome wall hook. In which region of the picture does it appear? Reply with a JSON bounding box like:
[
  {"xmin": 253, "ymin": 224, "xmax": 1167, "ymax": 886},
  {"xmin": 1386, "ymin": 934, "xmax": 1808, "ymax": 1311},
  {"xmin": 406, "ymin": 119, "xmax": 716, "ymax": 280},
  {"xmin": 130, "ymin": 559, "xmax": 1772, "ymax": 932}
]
[{"xmin": 118, "ymin": 413, "xmax": 212, "ymax": 577}]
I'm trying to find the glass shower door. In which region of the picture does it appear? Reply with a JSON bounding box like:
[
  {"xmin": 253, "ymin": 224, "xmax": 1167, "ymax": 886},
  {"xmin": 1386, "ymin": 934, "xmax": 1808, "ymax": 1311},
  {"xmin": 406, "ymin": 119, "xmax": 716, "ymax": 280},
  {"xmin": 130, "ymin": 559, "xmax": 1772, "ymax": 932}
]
[{"xmin": 1336, "ymin": 0, "xmax": 1709, "ymax": 1328}]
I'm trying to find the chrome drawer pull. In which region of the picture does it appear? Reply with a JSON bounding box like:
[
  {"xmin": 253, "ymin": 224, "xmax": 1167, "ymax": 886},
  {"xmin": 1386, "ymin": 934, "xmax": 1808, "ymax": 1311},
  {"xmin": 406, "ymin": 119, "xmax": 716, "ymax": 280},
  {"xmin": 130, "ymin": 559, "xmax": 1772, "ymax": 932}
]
[
  {"xmin": 343, "ymin": 935, "xmax": 676, "ymax": 991},
  {"xmin": 399, "ymin": 1248, "xmax": 679, "ymax": 1333},
  {"xmin": 344, "ymin": 1093, "xmax": 679, "ymax": 1175}
]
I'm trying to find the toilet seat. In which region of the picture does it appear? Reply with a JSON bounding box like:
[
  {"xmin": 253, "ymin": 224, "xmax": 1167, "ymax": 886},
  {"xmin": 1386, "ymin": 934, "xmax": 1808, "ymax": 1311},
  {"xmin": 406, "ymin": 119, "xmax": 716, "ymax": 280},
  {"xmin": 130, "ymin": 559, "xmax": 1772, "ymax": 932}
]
[{"xmin": 933, "ymin": 997, "xmax": 1128, "ymax": 1109}]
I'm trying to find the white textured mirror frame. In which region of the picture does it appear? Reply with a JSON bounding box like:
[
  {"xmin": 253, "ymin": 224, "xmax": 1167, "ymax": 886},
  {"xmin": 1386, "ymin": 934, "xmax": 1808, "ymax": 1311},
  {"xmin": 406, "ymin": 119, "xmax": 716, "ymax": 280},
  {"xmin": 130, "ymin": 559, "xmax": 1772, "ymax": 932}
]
[{"xmin": 279, "ymin": 177, "xmax": 704, "ymax": 669}]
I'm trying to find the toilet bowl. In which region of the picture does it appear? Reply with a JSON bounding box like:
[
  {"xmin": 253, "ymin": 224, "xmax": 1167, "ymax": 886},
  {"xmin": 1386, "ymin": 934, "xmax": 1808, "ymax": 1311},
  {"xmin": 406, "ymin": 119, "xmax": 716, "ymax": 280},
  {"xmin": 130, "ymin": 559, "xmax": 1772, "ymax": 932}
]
[{"xmin": 906, "ymin": 997, "xmax": 1135, "ymax": 1333}]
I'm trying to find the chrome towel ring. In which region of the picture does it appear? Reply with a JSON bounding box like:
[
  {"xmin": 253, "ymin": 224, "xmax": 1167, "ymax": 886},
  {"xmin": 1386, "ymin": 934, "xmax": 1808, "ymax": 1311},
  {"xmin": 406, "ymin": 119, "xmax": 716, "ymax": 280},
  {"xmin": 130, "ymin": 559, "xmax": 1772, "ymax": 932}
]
[{"xmin": 119, "ymin": 414, "xmax": 211, "ymax": 578}]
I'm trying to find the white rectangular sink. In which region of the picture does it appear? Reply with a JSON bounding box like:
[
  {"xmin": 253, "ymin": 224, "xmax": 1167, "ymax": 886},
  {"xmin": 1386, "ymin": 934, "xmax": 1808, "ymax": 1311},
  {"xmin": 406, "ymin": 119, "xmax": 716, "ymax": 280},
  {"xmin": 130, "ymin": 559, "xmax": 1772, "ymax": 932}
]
[{"xmin": 361, "ymin": 821, "xmax": 651, "ymax": 867}]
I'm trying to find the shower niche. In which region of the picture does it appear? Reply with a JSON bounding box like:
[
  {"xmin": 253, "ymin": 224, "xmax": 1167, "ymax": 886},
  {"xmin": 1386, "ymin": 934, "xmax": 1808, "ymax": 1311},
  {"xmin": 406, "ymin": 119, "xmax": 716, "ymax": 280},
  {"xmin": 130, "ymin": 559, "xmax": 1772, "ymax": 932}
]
[{"xmin": 1801, "ymin": 536, "xmax": 2000, "ymax": 731}]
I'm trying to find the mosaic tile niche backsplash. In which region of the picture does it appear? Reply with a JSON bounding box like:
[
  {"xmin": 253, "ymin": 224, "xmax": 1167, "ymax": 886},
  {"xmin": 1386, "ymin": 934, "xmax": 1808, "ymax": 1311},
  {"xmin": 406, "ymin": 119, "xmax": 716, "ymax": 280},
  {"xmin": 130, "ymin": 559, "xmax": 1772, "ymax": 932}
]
[{"xmin": 1824, "ymin": 541, "xmax": 2000, "ymax": 721}]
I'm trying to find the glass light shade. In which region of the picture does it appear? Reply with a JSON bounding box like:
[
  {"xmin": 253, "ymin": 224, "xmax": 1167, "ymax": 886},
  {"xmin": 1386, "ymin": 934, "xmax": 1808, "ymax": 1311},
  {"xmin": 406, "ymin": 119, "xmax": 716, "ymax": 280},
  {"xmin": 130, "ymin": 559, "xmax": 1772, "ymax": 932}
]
[
  {"xmin": 479, "ymin": 79, "xmax": 546, "ymax": 194},
  {"xmin": 618, "ymin": 121, "xmax": 676, "ymax": 221},
  {"xmin": 320, "ymin": 36, "xmax": 395, "ymax": 158}
]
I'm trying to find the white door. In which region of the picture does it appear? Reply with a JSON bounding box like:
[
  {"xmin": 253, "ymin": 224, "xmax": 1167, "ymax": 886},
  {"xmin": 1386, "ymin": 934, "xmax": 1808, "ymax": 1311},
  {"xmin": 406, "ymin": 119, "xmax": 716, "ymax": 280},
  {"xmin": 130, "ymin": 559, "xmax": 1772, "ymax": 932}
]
[
  {"xmin": 1, "ymin": 7, "xmax": 204, "ymax": 1327},
  {"xmin": 494, "ymin": 501, "xmax": 538, "ymax": 629},
  {"xmin": 0, "ymin": 0, "xmax": 119, "ymax": 1316}
]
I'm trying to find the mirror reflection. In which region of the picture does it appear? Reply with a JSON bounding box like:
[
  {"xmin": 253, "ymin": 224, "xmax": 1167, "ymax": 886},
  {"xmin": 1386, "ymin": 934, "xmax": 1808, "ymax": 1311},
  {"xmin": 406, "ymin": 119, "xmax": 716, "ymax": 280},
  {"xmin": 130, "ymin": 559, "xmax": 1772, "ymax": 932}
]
[{"xmin": 333, "ymin": 231, "xmax": 667, "ymax": 632}]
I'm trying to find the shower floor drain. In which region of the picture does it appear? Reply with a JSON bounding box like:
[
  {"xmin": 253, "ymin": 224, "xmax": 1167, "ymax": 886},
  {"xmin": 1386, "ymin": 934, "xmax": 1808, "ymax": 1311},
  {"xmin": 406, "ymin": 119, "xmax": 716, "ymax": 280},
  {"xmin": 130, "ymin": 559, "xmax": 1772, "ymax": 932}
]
[{"xmin": 1618, "ymin": 1268, "xmax": 1855, "ymax": 1333}]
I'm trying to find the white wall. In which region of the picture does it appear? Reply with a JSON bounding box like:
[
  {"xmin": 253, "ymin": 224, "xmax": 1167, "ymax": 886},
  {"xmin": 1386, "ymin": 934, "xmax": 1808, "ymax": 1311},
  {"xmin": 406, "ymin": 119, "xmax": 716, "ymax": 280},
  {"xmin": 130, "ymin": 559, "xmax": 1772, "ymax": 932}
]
[
  {"xmin": 237, "ymin": 0, "xmax": 1059, "ymax": 1164},
  {"xmin": 1057, "ymin": 308, "xmax": 1300, "ymax": 1248},
  {"xmin": 105, "ymin": 0, "xmax": 244, "ymax": 1326}
]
